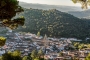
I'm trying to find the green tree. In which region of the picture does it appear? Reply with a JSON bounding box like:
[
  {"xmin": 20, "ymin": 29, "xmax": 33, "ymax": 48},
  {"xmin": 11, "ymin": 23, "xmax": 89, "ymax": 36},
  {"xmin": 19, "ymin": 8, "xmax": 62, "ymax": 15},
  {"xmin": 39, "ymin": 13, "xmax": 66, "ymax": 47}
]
[
  {"xmin": 59, "ymin": 52, "xmax": 63, "ymax": 56},
  {"xmin": 74, "ymin": 42, "xmax": 79, "ymax": 47},
  {"xmin": 28, "ymin": 53, "xmax": 33, "ymax": 60},
  {"xmin": 37, "ymin": 31, "xmax": 40, "ymax": 37},
  {"xmin": 72, "ymin": 0, "xmax": 90, "ymax": 9},
  {"xmin": 38, "ymin": 49, "xmax": 44, "ymax": 56},
  {"xmin": 2, "ymin": 53, "xmax": 12, "ymax": 60},
  {"xmin": 38, "ymin": 49, "xmax": 44, "ymax": 60},
  {"xmin": 0, "ymin": 0, "xmax": 25, "ymax": 46},
  {"xmin": 34, "ymin": 58, "xmax": 39, "ymax": 60},
  {"xmin": 22, "ymin": 56, "xmax": 29, "ymax": 60},
  {"xmin": 85, "ymin": 53, "xmax": 90, "ymax": 60},
  {"xmin": 78, "ymin": 44, "xmax": 84, "ymax": 50},
  {"xmin": 0, "ymin": 36, "xmax": 6, "ymax": 46},
  {"xmin": 31, "ymin": 50, "xmax": 38, "ymax": 60},
  {"xmin": 2, "ymin": 50, "xmax": 22, "ymax": 60},
  {"xmin": 0, "ymin": 0, "xmax": 25, "ymax": 29},
  {"xmin": 0, "ymin": 56, "xmax": 2, "ymax": 60},
  {"xmin": 12, "ymin": 50, "xmax": 21, "ymax": 57}
]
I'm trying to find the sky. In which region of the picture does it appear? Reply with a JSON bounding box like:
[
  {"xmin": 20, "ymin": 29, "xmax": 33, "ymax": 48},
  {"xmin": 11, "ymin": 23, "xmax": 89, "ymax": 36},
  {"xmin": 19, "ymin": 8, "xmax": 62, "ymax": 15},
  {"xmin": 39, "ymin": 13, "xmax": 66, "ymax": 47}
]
[{"xmin": 18, "ymin": 0, "xmax": 81, "ymax": 6}]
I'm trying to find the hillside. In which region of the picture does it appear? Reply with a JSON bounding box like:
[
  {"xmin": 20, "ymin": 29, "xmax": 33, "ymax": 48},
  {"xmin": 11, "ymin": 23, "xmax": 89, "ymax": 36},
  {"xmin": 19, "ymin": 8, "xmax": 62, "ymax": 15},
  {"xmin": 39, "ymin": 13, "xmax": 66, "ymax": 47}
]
[
  {"xmin": 19, "ymin": 2, "xmax": 82, "ymax": 12},
  {"xmin": 15, "ymin": 8, "xmax": 90, "ymax": 39}
]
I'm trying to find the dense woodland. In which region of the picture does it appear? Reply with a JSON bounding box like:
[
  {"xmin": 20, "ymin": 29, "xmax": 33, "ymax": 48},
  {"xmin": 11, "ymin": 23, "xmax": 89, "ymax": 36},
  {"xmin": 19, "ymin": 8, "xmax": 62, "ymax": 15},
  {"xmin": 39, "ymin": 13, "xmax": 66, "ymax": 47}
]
[
  {"xmin": 15, "ymin": 8, "xmax": 90, "ymax": 40},
  {"xmin": 0, "ymin": 50, "xmax": 44, "ymax": 60}
]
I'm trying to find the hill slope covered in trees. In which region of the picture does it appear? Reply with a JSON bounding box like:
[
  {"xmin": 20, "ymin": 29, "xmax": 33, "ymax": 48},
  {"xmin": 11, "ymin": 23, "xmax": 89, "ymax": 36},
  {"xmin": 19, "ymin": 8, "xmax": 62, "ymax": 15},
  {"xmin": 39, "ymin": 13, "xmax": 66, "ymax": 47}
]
[{"xmin": 16, "ymin": 8, "xmax": 90, "ymax": 39}]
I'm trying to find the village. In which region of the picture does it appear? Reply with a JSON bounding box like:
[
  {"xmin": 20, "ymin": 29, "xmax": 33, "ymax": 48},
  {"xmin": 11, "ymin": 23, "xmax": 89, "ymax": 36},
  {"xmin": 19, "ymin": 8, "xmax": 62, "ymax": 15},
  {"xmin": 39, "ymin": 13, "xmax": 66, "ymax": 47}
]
[{"xmin": 0, "ymin": 32, "xmax": 89, "ymax": 60}]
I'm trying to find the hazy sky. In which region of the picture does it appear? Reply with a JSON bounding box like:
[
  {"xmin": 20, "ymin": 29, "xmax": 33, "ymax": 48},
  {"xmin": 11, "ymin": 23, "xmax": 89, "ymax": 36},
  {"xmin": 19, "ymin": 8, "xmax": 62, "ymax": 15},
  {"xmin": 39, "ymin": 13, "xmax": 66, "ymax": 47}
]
[{"xmin": 18, "ymin": 0, "xmax": 81, "ymax": 6}]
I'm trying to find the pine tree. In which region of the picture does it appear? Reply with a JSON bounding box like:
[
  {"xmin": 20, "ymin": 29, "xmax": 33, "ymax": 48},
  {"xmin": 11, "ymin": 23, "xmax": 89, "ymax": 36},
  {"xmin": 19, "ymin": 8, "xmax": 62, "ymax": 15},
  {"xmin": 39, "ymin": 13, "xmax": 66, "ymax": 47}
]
[
  {"xmin": 0, "ymin": 0, "xmax": 25, "ymax": 30},
  {"xmin": 72, "ymin": 0, "xmax": 90, "ymax": 9}
]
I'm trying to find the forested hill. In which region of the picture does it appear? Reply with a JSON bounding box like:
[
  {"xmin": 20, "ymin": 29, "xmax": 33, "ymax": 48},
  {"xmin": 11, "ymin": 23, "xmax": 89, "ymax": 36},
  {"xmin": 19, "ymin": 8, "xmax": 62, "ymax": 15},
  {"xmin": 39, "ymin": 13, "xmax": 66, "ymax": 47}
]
[{"xmin": 16, "ymin": 8, "xmax": 90, "ymax": 39}]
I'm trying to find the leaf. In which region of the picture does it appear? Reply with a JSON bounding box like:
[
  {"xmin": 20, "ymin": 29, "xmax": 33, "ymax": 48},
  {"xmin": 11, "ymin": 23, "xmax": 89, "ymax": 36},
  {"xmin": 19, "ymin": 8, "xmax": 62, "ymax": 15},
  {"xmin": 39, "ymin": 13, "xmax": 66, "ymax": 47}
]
[
  {"xmin": 1, "ymin": 1, "xmax": 6, "ymax": 7},
  {"xmin": 0, "ymin": 36, "xmax": 6, "ymax": 46}
]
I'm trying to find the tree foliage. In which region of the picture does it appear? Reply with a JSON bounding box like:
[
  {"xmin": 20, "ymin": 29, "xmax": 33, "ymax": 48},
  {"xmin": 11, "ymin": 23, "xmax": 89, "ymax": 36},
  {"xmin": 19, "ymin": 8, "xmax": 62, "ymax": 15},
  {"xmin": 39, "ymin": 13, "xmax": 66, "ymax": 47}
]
[
  {"xmin": 0, "ymin": 0, "xmax": 25, "ymax": 46},
  {"xmin": 31, "ymin": 50, "xmax": 38, "ymax": 59},
  {"xmin": 37, "ymin": 31, "xmax": 40, "ymax": 37},
  {"xmin": 0, "ymin": 0, "xmax": 25, "ymax": 30},
  {"xmin": 0, "ymin": 36, "xmax": 6, "ymax": 46},
  {"xmin": 30, "ymin": 50, "xmax": 44, "ymax": 60},
  {"xmin": 22, "ymin": 56, "xmax": 29, "ymax": 60},
  {"xmin": 59, "ymin": 52, "xmax": 63, "ymax": 56},
  {"xmin": 85, "ymin": 53, "xmax": 90, "ymax": 60},
  {"xmin": 72, "ymin": 0, "xmax": 90, "ymax": 9},
  {"xmin": 2, "ymin": 50, "xmax": 22, "ymax": 60}
]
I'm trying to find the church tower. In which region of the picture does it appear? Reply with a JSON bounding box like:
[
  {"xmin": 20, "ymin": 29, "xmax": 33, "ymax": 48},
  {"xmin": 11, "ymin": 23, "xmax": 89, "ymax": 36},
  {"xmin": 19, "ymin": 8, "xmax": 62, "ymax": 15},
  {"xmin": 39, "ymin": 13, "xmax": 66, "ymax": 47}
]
[
  {"xmin": 43, "ymin": 34, "xmax": 49, "ymax": 47},
  {"xmin": 43, "ymin": 34, "xmax": 49, "ymax": 54}
]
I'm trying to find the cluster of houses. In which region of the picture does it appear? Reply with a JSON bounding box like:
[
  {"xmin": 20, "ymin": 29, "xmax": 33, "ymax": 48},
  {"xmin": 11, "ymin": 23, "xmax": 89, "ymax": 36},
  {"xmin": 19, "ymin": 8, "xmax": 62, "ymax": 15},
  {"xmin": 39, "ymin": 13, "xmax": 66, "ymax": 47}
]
[{"xmin": 0, "ymin": 32, "xmax": 89, "ymax": 60}]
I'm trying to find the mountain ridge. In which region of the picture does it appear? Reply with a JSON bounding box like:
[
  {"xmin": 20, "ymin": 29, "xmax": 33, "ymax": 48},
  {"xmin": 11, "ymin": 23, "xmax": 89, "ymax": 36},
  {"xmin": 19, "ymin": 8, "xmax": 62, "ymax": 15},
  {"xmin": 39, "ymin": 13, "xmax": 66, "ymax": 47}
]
[
  {"xmin": 19, "ymin": 2, "xmax": 83, "ymax": 12},
  {"xmin": 69, "ymin": 9, "xmax": 90, "ymax": 19},
  {"xmin": 15, "ymin": 8, "xmax": 90, "ymax": 39},
  {"xmin": 19, "ymin": 2, "xmax": 90, "ymax": 19}
]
